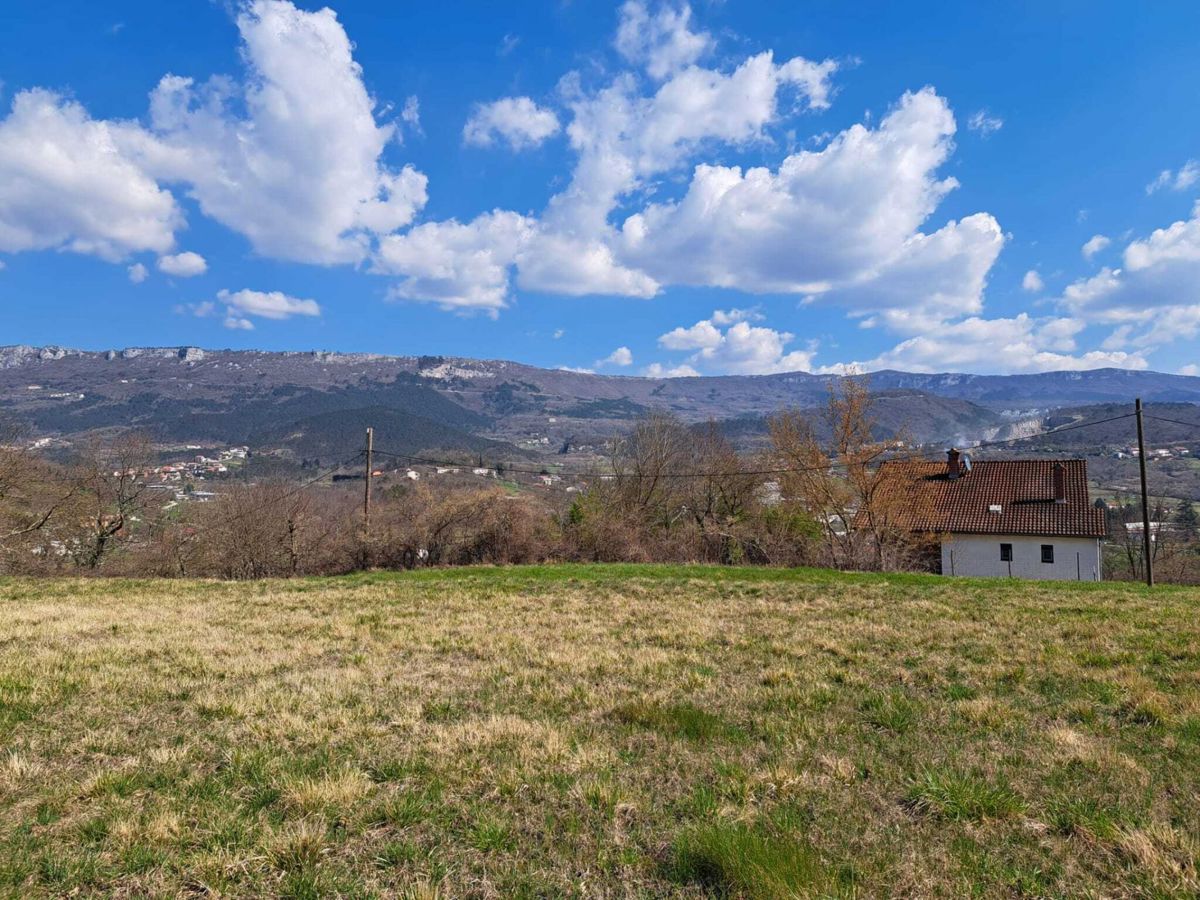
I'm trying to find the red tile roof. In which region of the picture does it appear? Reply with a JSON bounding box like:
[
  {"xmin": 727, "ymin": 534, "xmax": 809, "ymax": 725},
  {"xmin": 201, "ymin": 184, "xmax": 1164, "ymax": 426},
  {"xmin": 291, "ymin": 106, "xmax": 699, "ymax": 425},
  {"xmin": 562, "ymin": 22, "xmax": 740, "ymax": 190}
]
[{"xmin": 869, "ymin": 458, "xmax": 1107, "ymax": 538}]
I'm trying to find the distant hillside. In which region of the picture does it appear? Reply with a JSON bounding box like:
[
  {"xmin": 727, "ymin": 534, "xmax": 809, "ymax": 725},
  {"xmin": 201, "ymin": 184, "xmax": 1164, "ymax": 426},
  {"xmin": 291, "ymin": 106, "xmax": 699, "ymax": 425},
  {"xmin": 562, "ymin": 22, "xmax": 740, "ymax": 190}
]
[
  {"xmin": 708, "ymin": 390, "xmax": 1014, "ymax": 450},
  {"xmin": 255, "ymin": 405, "xmax": 518, "ymax": 463},
  {"xmin": 1, "ymin": 345, "xmax": 1197, "ymax": 458},
  {"xmin": 963, "ymin": 402, "xmax": 1200, "ymax": 504},
  {"xmin": 864, "ymin": 369, "xmax": 1200, "ymax": 411},
  {"xmin": 1004, "ymin": 402, "xmax": 1200, "ymax": 451}
]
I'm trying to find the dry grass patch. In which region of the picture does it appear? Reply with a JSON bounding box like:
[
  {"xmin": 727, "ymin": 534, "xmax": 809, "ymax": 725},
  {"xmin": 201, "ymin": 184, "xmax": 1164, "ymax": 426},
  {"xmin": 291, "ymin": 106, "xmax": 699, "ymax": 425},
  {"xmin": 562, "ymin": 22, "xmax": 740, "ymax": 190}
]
[
  {"xmin": 0, "ymin": 564, "xmax": 1198, "ymax": 897},
  {"xmin": 1115, "ymin": 824, "xmax": 1200, "ymax": 893},
  {"xmin": 281, "ymin": 768, "xmax": 373, "ymax": 816}
]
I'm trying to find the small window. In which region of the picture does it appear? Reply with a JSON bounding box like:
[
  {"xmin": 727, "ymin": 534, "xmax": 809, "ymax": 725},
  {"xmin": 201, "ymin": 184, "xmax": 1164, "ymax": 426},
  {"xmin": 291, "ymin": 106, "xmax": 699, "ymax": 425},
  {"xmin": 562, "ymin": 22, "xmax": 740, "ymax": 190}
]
[
  {"xmin": 1041, "ymin": 544, "xmax": 1055, "ymax": 564},
  {"xmin": 1000, "ymin": 543, "xmax": 1013, "ymax": 562}
]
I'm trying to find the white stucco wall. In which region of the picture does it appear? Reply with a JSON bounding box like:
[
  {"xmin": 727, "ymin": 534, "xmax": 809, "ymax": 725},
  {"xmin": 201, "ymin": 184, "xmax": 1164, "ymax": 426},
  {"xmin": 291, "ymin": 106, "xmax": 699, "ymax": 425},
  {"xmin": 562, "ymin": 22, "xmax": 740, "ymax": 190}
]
[{"xmin": 940, "ymin": 534, "xmax": 1101, "ymax": 581}]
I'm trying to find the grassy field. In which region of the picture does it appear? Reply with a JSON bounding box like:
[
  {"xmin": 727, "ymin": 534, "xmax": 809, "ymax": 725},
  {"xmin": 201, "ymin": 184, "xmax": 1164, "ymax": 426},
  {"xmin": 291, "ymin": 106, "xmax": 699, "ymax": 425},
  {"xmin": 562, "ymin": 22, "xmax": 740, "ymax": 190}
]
[{"xmin": 1, "ymin": 566, "xmax": 1199, "ymax": 898}]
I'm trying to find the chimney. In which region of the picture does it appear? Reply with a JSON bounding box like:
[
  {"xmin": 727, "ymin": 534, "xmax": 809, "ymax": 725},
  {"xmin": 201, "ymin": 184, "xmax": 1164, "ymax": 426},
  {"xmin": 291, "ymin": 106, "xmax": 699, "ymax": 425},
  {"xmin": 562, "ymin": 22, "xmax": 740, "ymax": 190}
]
[
  {"xmin": 947, "ymin": 448, "xmax": 961, "ymax": 480},
  {"xmin": 1053, "ymin": 462, "xmax": 1067, "ymax": 504}
]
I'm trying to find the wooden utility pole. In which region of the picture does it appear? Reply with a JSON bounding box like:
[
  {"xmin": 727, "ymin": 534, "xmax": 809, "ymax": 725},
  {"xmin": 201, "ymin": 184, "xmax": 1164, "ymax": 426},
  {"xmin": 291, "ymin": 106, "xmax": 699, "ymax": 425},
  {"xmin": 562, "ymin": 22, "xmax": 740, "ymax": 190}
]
[
  {"xmin": 363, "ymin": 426, "xmax": 374, "ymax": 542},
  {"xmin": 1135, "ymin": 399, "xmax": 1154, "ymax": 587}
]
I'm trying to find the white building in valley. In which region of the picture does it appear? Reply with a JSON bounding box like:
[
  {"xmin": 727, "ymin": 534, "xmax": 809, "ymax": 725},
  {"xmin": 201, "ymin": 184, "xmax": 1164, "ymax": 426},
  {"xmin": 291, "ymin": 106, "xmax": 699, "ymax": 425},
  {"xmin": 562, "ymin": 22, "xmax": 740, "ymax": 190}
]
[{"xmin": 872, "ymin": 450, "xmax": 1107, "ymax": 581}]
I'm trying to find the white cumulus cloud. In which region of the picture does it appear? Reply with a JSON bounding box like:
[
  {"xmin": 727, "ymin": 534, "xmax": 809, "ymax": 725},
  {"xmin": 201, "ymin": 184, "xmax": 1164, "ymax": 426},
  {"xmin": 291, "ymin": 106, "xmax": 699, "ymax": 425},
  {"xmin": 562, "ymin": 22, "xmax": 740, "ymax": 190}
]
[
  {"xmin": 375, "ymin": 211, "xmax": 537, "ymax": 316},
  {"xmin": 657, "ymin": 310, "xmax": 817, "ymax": 375},
  {"xmin": 378, "ymin": 6, "xmax": 1017, "ymax": 364},
  {"xmin": 1062, "ymin": 201, "xmax": 1200, "ymax": 354},
  {"xmin": 1081, "ymin": 234, "xmax": 1111, "ymax": 260},
  {"xmin": 549, "ymin": 47, "xmax": 838, "ymax": 242},
  {"xmin": 0, "ymin": 0, "xmax": 427, "ymax": 272},
  {"xmin": 216, "ymin": 288, "xmax": 321, "ymax": 330},
  {"xmin": 157, "ymin": 251, "xmax": 207, "ymax": 277},
  {"xmin": 128, "ymin": 263, "xmax": 149, "ymax": 284},
  {"xmin": 1021, "ymin": 269, "xmax": 1044, "ymax": 292},
  {"xmin": 515, "ymin": 231, "xmax": 659, "ymax": 299},
  {"xmin": 711, "ymin": 308, "xmax": 763, "ymax": 325},
  {"xmin": 376, "ymin": 0, "xmax": 1083, "ymax": 381},
  {"xmin": 644, "ymin": 362, "xmax": 701, "ymax": 378},
  {"xmin": 822, "ymin": 314, "xmax": 1147, "ymax": 375},
  {"xmin": 598, "ymin": 346, "xmax": 634, "ymax": 367},
  {"xmin": 1146, "ymin": 160, "xmax": 1199, "ymax": 194},
  {"xmin": 463, "ymin": 97, "xmax": 561, "ymax": 150},
  {"xmin": 380, "ymin": 11, "xmax": 829, "ymax": 315},
  {"xmin": 619, "ymin": 89, "xmax": 1003, "ymax": 326},
  {"xmin": 0, "ymin": 90, "xmax": 181, "ymax": 261},
  {"xmin": 614, "ymin": 0, "xmax": 714, "ymax": 80},
  {"xmin": 127, "ymin": 0, "xmax": 427, "ymax": 265}
]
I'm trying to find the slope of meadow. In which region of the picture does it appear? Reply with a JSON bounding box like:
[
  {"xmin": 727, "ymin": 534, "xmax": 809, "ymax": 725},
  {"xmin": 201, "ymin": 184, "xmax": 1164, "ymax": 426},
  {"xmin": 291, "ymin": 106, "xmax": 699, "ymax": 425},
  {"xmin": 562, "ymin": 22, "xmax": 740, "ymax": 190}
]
[{"xmin": 0, "ymin": 566, "xmax": 1198, "ymax": 897}]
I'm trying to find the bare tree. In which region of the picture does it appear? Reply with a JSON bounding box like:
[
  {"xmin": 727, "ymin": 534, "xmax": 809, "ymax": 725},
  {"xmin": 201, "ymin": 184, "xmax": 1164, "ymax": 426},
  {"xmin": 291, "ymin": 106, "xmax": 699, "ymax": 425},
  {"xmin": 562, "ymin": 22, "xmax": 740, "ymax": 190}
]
[
  {"xmin": 769, "ymin": 382, "xmax": 865, "ymax": 568},
  {"xmin": 565, "ymin": 415, "xmax": 799, "ymax": 564},
  {"xmin": 373, "ymin": 482, "xmax": 550, "ymax": 569},
  {"xmin": 610, "ymin": 414, "xmax": 691, "ymax": 523},
  {"xmin": 769, "ymin": 378, "xmax": 921, "ymax": 571},
  {"xmin": 678, "ymin": 422, "xmax": 763, "ymax": 563},
  {"xmin": 191, "ymin": 482, "xmax": 356, "ymax": 579},
  {"xmin": 1106, "ymin": 492, "xmax": 1142, "ymax": 578},
  {"xmin": 0, "ymin": 425, "xmax": 79, "ymax": 565},
  {"xmin": 68, "ymin": 433, "xmax": 155, "ymax": 570}
]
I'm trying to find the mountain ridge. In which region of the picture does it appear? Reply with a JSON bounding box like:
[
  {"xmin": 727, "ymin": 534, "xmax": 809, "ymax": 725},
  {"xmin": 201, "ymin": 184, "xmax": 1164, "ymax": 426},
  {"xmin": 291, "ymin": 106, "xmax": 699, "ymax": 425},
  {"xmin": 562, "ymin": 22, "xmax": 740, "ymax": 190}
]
[
  {"xmin": 3, "ymin": 342, "xmax": 1195, "ymax": 393},
  {"xmin": 1, "ymin": 345, "xmax": 1196, "ymax": 459}
]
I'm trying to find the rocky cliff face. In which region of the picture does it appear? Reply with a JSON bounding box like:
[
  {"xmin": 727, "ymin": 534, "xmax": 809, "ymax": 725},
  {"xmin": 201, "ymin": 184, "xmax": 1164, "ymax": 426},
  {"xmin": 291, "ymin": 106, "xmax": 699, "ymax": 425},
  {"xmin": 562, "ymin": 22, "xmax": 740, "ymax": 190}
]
[{"xmin": 0, "ymin": 345, "xmax": 86, "ymax": 367}]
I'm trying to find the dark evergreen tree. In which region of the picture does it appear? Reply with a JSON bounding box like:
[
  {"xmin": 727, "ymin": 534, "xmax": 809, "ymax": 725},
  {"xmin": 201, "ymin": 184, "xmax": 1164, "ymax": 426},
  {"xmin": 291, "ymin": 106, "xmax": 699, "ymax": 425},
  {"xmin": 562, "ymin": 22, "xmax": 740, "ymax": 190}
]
[{"xmin": 1174, "ymin": 499, "xmax": 1199, "ymax": 540}]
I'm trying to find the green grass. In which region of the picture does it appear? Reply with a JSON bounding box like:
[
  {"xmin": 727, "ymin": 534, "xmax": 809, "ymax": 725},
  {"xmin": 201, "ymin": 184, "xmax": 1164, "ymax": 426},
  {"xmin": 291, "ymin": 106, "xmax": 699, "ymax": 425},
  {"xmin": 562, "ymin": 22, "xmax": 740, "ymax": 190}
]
[
  {"xmin": 0, "ymin": 564, "xmax": 1198, "ymax": 896},
  {"xmin": 668, "ymin": 820, "xmax": 831, "ymax": 897},
  {"xmin": 610, "ymin": 699, "xmax": 745, "ymax": 742},
  {"xmin": 903, "ymin": 769, "xmax": 1025, "ymax": 822}
]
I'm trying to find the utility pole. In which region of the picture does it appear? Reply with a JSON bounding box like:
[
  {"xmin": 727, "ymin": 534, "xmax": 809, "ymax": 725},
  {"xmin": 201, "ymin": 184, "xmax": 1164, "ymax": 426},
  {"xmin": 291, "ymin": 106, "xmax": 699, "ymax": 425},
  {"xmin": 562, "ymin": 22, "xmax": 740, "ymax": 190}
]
[
  {"xmin": 363, "ymin": 426, "xmax": 374, "ymax": 543},
  {"xmin": 1135, "ymin": 398, "xmax": 1154, "ymax": 587}
]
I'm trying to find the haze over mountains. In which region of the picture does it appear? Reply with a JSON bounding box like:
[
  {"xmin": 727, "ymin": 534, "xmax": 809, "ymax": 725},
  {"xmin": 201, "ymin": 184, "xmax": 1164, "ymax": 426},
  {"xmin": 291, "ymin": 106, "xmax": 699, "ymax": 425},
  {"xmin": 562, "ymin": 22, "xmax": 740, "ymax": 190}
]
[{"xmin": 2, "ymin": 345, "xmax": 1199, "ymax": 462}]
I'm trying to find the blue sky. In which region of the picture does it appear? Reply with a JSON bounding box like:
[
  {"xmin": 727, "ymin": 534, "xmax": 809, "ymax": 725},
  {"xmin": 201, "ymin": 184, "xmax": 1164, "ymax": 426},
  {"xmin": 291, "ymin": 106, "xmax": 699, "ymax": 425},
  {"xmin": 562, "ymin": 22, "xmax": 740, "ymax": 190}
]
[{"xmin": 2, "ymin": 1, "xmax": 1199, "ymax": 376}]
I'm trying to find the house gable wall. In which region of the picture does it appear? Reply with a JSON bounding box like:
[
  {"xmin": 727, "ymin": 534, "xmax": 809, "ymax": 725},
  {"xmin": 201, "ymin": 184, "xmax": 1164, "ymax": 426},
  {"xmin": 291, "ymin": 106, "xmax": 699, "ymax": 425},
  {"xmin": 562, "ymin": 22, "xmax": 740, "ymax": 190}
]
[{"xmin": 940, "ymin": 533, "xmax": 1101, "ymax": 581}]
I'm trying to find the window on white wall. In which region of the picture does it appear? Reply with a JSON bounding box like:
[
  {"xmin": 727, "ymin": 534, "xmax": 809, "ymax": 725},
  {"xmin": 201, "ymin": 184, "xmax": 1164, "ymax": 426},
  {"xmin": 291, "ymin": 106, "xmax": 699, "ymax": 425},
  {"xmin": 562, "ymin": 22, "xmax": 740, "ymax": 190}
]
[
  {"xmin": 1000, "ymin": 543, "xmax": 1013, "ymax": 561},
  {"xmin": 1041, "ymin": 544, "xmax": 1055, "ymax": 564}
]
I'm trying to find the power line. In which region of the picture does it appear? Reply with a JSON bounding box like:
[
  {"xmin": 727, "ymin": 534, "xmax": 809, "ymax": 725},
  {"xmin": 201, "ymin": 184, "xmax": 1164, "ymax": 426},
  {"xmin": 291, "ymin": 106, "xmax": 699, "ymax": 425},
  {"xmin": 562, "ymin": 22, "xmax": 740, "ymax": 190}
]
[
  {"xmin": 369, "ymin": 446, "xmax": 841, "ymax": 479},
  {"xmin": 1145, "ymin": 413, "xmax": 1200, "ymax": 431},
  {"xmin": 371, "ymin": 445, "xmax": 914, "ymax": 479},
  {"xmin": 178, "ymin": 451, "xmax": 363, "ymax": 538},
  {"xmin": 973, "ymin": 412, "xmax": 1138, "ymax": 446},
  {"xmin": 147, "ymin": 410, "xmax": 1143, "ymax": 518},
  {"xmin": 367, "ymin": 412, "xmax": 1138, "ymax": 481},
  {"xmin": 369, "ymin": 448, "xmax": 588, "ymax": 476}
]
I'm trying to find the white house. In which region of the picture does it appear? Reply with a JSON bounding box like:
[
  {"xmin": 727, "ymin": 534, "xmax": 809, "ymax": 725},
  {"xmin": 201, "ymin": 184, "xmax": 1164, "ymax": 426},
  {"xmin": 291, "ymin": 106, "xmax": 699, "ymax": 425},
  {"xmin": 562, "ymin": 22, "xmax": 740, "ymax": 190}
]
[{"xmin": 873, "ymin": 450, "xmax": 1107, "ymax": 581}]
